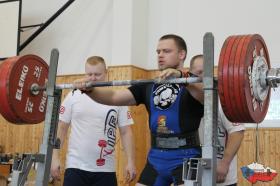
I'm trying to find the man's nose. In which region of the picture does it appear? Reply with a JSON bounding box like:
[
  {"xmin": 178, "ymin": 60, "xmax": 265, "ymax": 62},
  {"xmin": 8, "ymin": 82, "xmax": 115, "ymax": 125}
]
[{"xmin": 90, "ymin": 75, "xmax": 97, "ymax": 81}]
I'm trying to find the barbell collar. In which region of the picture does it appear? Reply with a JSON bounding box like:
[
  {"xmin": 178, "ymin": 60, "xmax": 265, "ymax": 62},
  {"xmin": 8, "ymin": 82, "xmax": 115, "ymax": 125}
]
[{"xmin": 266, "ymin": 68, "xmax": 280, "ymax": 88}]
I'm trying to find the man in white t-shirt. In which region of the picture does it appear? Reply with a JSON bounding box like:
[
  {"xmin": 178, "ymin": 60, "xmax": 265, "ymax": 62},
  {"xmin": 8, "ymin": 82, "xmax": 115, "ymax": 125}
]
[
  {"xmin": 191, "ymin": 54, "xmax": 245, "ymax": 186},
  {"xmin": 50, "ymin": 56, "xmax": 136, "ymax": 186}
]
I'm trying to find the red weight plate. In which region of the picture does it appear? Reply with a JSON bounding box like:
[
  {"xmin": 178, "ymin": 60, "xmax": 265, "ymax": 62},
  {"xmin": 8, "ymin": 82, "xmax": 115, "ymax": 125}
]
[
  {"xmin": 239, "ymin": 34, "xmax": 270, "ymax": 123},
  {"xmin": 0, "ymin": 55, "xmax": 49, "ymax": 124},
  {"xmin": 227, "ymin": 35, "xmax": 243, "ymax": 122},
  {"xmin": 0, "ymin": 57, "xmax": 22, "ymax": 123},
  {"xmin": 218, "ymin": 36, "xmax": 238, "ymax": 122},
  {"xmin": 218, "ymin": 36, "xmax": 230, "ymax": 119},
  {"xmin": 218, "ymin": 36, "xmax": 232, "ymax": 120},
  {"xmin": 235, "ymin": 35, "xmax": 254, "ymax": 122},
  {"xmin": 232, "ymin": 35, "xmax": 248, "ymax": 122}
]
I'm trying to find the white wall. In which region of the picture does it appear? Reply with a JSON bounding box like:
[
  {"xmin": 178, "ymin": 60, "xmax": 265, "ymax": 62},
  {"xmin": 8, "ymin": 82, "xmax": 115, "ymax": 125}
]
[
  {"xmin": 20, "ymin": 0, "xmax": 149, "ymax": 74},
  {"xmin": 20, "ymin": 0, "xmax": 113, "ymax": 75},
  {"xmin": 0, "ymin": 1, "xmax": 19, "ymax": 58},
  {"xmin": 147, "ymin": 0, "xmax": 280, "ymax": 69},
  {"xmin": 131, "ymin": 0, "xmax": 149, "ymax": 69},
  {"xmin": 18, "ymin": 0, "xmax": 280, "ymax": 73},
  {"xmin": 4, "ymin": 0, "xmax": 280, "ymax": 124}
]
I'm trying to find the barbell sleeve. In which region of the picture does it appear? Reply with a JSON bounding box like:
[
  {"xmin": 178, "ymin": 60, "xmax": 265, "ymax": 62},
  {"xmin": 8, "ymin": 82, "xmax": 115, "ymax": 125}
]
[{"xmin": 266, "ymin": 68, "xmax": 280, "ymax": 88}]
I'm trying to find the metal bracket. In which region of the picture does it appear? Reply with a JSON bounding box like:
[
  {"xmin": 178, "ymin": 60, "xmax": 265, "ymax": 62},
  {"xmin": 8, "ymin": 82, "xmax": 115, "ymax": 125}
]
[
  {"xmin": 183, "ymin": 158, "xmax": 202, "ymax": 186},
  {"xmin": 10, "ymin": 154, "xmax": 44, "ymax": 186},
  {"xmin": 183, "ymin": 158, "xmax": 213, "ymax": 186},
  {"xmin": 267, "ymin": 68, "xmax": 280, "ymax": 88}
]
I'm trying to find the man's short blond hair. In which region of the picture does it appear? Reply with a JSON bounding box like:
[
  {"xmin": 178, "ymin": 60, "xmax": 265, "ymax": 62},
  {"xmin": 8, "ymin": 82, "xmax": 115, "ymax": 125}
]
[
  {"xmin": 86, "ymin": 56, "xmax": 106, "ymax": 68},
  {"xmin": 190, "ymin": 54, "xmax": 203, "ymax": 70}
]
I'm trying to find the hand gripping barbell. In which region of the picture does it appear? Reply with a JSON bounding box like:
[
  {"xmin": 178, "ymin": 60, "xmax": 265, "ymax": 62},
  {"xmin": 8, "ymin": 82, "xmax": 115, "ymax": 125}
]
[{"xmin": 0, "ymin": 34, "xmax": 279, "ymax": 124}]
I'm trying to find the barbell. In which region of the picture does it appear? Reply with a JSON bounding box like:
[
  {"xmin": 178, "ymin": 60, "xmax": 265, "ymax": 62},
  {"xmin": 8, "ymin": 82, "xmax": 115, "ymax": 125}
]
[
  {"xmin": 0, "ymin": 55, "xmax": 200, "ymax": 124},
  {"xmin": 0, "ymin": 34, "xmax": 279, "ymax": 124}
]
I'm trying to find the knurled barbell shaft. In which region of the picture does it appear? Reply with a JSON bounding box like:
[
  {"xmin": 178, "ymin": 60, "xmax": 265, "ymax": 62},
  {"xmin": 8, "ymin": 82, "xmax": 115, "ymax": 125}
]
[{"xmin": 31, "ymin": 77, "xmax": 202, "ymax": 93}]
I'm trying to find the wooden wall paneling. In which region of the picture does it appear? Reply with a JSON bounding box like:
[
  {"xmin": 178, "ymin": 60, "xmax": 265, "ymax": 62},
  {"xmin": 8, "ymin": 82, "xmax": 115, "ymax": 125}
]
[
  {"xmin": 0, "ymin": 118, "xmax": 8, "ymax": 152},
  {"xmin": 108, "ymin": 66, "xmax": 131, "ymax": 186},
  {"xmin": 107, "ymin": 65, "xmax": 151, "ymax": 186},
  {"xmin": 129, "ymin": 67, "xmax": 151, "ymax": 186},
  {"xmin": 237, "ymin": 128, "xmax": 280, "ymax": 186},
  {"xmin": 238, "ymin": 129, "xmax": 258, "ymax": 186}
]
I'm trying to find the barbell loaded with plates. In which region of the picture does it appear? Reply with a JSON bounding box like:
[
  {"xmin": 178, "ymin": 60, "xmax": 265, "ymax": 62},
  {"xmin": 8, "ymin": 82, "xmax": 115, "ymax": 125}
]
[
  {"xmin": 0, "ymin": 55, "xmax": 200, "ymax": 124},
  {"xmin": 0, "ymin": 34, "xmax": 279, "ymax": 124}
]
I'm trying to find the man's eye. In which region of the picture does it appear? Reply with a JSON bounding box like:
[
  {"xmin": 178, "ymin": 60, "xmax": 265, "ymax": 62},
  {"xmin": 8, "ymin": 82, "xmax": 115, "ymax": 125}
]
[{"xmin": 164, "ymin": 49, "xmax": 171, "ymax": 53}]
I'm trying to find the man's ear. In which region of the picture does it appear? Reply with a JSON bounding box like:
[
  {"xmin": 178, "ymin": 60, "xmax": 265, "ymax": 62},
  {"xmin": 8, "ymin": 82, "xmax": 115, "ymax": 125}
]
[{"xmin": 179, "ymin": 50, "xmax": 186, "ymax": 61}]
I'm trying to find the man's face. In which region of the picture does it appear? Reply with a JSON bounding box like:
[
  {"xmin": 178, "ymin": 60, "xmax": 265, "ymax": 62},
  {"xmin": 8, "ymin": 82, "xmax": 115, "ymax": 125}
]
[
  {"xmin": 190, "ymin": 57, "xmax": 203, "ymax": 78},
  {"xmin": 156, "ymin": 39, "xmax": 185, "ymax": 70},
  {"xmin": 85, "ymin": 63, "xmax": 107, "ymax": 82}
]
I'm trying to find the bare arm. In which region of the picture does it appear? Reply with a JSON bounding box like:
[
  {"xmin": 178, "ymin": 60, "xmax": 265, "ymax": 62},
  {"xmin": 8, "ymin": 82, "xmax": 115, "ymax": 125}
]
[
  {"xmin": 86, "ymin": 88, "xmax": 136, "ymax": 106},
  {"xmin": 187, "ymin": 83, "xmax": 204, "ymax": 104},
  {"xmin": 51, "ymin": 121, "xmax": 70, "ymax": 180},
  {"xmin": 217, "ymin": 130, "xmax": 244, "ymax": 183},
  {"xmin": 119, "ymin": 125, "xmax": 136, "ymax": 183}
]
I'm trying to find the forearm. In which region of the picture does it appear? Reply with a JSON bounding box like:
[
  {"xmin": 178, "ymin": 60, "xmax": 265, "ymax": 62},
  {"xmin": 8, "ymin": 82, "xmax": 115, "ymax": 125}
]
[
  {"xmin": 53, "ymin": 122, "xmax": 69, "ymax": 158},
  {"xmin": 222, "ymin": 130, "xmax": 244, "ymax": 163},
  {"xmin": 87, "ymin": 87, "xmax": 117, "ymax": 105},
  {"xmin": 120, "ymin": 128, "xmax": 135, "ymax": 164},
  {"xmin": 187, "ymin": 83, "xmax": 204, "ymax": 103},
  {"xmin": 87, "ymin": 88, "xmax": 136, "ymax": 106}
]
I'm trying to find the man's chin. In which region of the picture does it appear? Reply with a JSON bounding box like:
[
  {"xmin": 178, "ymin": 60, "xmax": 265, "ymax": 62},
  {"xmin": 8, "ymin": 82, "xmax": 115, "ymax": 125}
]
[
  {"xmin": 158, "ymin": 65, "xmax": 167, "ymax": 70},
  {"xmin": 158, "ymin": 65, "xmax": 176, "ymax": 71}
]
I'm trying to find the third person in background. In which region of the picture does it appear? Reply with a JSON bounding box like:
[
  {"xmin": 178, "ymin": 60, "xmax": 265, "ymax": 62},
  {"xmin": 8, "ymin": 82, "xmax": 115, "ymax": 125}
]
[{"xmin": 190, "ymin": 54, "xmax": 245, "ymax": 186}]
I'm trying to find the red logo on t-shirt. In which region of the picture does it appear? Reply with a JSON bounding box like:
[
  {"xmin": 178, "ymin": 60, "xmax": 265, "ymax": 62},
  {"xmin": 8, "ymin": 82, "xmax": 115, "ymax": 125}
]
[
  {"xmin": 59, "ymin": 106, "xmax": 65, "ymax": 114},
  {"xmin": 97, "ymin": 139, "xmax": 107, "ymax": 166}
]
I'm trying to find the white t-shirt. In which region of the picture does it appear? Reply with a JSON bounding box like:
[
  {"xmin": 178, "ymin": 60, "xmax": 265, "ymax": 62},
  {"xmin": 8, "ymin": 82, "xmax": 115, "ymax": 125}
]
[
  {"xmin": 199, "ymin": 108, "xmax": 245, "ymax": 185},
  {"xmin": 59, "ymin": 90, "xmax": 133, "ymax": 172}
]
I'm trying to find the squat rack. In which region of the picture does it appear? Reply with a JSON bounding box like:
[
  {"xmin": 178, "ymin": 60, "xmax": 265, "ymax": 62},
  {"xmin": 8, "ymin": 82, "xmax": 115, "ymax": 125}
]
[
  {"xmin": 10, "ymin": 33, "xmax": 218, "ymax": 186},
  {"xmin": 183, "ymin": 32, "xmax": 218, "ymax": 186}
]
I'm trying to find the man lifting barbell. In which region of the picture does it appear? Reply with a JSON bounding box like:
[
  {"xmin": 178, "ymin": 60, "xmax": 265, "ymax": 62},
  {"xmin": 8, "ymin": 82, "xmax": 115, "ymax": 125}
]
[{"xmin": 75, "ymin": 34, "xmax": 204, "ymax": 186}]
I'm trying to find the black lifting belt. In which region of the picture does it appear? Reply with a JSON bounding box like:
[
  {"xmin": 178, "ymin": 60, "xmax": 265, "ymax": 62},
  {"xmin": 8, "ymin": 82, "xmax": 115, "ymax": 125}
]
[{"xmin": 151, "ymin": 131, "xmax": 200, "ymax": 150}]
